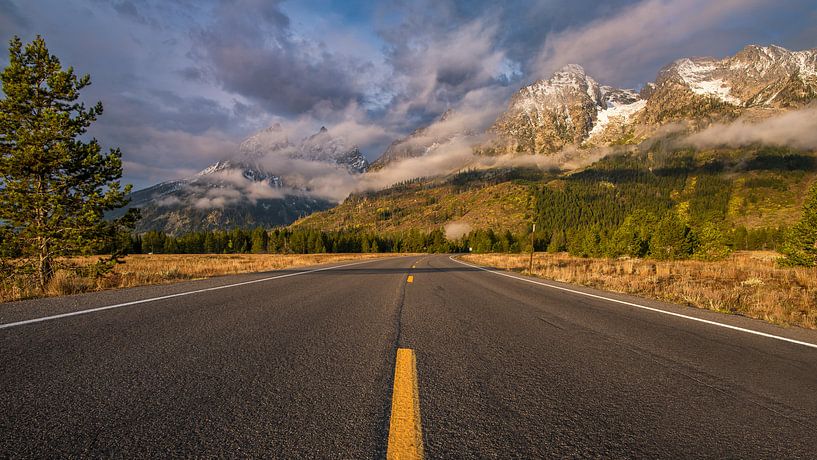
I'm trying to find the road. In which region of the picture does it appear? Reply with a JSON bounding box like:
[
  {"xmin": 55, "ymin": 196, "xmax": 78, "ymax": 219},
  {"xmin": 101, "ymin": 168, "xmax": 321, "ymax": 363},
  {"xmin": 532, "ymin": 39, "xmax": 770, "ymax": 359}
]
[{"xmin": 2, "ymin": 254, "xmax": 816, "ymax": 457}]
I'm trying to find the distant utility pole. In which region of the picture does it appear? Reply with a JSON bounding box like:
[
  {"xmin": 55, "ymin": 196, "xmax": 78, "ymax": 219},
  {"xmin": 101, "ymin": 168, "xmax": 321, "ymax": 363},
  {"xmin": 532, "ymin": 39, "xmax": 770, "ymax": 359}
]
[{"xmin": 528, "ymin": 223, "xmax": 536, "ymax": 274}]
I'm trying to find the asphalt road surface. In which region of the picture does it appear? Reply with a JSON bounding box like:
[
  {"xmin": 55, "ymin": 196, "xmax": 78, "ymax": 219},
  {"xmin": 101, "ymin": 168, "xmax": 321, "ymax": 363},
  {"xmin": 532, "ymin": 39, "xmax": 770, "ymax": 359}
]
[{"xmin": 2, "ymin": 255, "xmax": 816, "ymax": 458}]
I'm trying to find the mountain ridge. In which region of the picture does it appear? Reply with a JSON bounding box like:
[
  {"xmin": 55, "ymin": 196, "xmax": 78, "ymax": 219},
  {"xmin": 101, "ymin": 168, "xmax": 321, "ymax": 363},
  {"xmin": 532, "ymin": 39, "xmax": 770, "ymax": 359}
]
[
  {"xmin": 126, "ymin": 43, "xmax": 817, "ymax": 233},
  {"xmin": 120, "ymin": 126, "xmax": 366, "ymax": 234}
]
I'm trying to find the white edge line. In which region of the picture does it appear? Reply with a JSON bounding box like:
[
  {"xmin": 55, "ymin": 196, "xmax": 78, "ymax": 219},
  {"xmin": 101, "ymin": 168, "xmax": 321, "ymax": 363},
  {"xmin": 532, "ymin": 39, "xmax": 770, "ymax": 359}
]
[
  {"xmin": 450, "ymin": 255, "xmax": 817, "ymax": 350},
  {"xmin": 0, "ymin": 257, "xmax": 393, "ymax": 330}
]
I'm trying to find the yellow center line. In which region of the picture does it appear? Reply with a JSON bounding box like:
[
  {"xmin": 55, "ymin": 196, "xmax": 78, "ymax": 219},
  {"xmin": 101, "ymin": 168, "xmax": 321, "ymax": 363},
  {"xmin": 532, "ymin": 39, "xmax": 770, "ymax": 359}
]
[
  {"xmin": 407, "ymin": 275, "xmax": 414, "ymax": 283},
  {"xmin": 387, "ymin": 348, "xmax": 424, "ymax": 459}
]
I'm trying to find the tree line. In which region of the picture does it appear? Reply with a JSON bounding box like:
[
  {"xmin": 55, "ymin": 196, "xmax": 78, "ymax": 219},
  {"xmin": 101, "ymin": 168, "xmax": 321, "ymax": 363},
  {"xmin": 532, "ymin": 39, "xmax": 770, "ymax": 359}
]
[{"xmin": 128, "ymin": 228, "xmax": 465, "ymax": 255}]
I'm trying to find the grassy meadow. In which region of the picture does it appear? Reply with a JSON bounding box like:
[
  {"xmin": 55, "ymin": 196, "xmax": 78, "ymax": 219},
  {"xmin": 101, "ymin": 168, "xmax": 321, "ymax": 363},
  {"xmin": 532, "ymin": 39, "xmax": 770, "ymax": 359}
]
[
  {"xmin": 462, "ymin": 251, "xmax": 817, "ymax": 329},
  {"xmin": 0, "ymin": 253, "xmax": 403, "ymax": 303}
]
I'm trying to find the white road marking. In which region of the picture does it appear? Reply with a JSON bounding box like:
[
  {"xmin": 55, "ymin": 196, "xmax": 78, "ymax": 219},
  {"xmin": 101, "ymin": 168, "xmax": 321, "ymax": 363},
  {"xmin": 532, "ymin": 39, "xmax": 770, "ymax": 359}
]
[
  {"xmin": 450, "ymin": 256, "xmax": 817, "ymax": 350},
  {"xmin": 0, "ymin": 258, "xmax": 392, "ymax": 330}
]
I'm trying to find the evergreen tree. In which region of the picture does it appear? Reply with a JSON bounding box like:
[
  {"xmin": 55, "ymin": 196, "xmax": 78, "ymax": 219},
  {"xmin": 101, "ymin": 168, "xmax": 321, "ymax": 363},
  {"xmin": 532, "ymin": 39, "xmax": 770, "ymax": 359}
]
[
  {"xmin": 250, "ymin": 227, "xmax": 268, "ymax": 254},
  {"xmin": 0, "ymin": 36, "xmax": 135, "ymax": 290},
  {"xmin": 692, "ymin": 222, "xmax": 731, "ymax": 261},
  {"xmin": 547, "ymin": 229, "xmax": 566, "ymax": 253},
  {"xmin": 649, "ymin": 212, "xmax": 694, "ymax": 260},
  {"xmin": 780, "ymin": 182, "xmax": 817, "ymax": 267},
  {"xmin": 609, "ymin": 210, "xmax": 657, "ymax": 258},
  {"xmin": 204, "ymin": 232, "xmax": 217, "ymax": 253}
]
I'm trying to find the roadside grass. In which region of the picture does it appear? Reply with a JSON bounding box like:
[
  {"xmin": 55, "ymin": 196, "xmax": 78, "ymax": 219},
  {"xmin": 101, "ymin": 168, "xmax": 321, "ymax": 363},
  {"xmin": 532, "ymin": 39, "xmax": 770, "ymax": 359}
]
[
  {"xmin": 1, "ymin": 253, "xmax": 403, "ymax": 303},
  {"xmin": 461, "ymin": 251, "xmax": 817, "ymax": 330}
]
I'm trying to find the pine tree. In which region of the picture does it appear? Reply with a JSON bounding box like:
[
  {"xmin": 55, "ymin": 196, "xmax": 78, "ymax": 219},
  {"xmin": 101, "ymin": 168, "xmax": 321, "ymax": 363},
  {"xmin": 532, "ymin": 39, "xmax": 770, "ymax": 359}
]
[
  {"xmin": 649, "ymin": 212, "xmax": 694, "ymax": 260},
  {"xmin": 250, "ymin": 227, "xmax": 268, "ymax": 254},
  {"xmin": 780, "ymin": 182, "xmax": 817, "ymax": 267},
  {"xmin": 547, "ymin": 229, "xmax": 566, "ymax": 253},
  {"xmin": 0, "ymin": 36, "xmax": 136, "ymax": 290},
  {"xmin": 609, "ymin": 210, "xmax": 656, "ymax": 258},
  {"xmin": 692, "ymin": 222, "xmax": 731, "ymax": 261}
]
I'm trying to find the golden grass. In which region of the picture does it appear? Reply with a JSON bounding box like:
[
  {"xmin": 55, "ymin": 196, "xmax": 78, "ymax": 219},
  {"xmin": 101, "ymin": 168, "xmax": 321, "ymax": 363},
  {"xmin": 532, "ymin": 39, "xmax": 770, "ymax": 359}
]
[
  {"xmin": 1, "ymin": 253, "xmax": 403, "ymax": 303},
  {"xmin": 462, "ymin": 251, "xmax": 817, "ymax": 330}
]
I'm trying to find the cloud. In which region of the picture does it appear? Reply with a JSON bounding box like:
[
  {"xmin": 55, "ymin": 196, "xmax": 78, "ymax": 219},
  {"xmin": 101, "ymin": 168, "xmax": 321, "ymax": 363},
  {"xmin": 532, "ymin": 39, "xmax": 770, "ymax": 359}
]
[
  {"xmin": 0, "ymin": 0, "xmax": 28, "ymax": 32},
  {"xmin": 6, "ymin": 0, "xmax": 817, "ymax": 195},
  {"xmin": 682, "ymin": 107, "xmax": 817, "ymax": 150},
  {"xmin": 533, "ymin": 0, "xmax": 775, "ymax": 87},
  {"xmin": 444, "ymin": 221, "xmax": 472, "ymax": 239},
  {"xmin": 191, "ymin": 0, "xmax": 372, "ymax": 116},
  {"xmin": 380, "ymin": 18, "xmax": 517, "ymax": 127}
]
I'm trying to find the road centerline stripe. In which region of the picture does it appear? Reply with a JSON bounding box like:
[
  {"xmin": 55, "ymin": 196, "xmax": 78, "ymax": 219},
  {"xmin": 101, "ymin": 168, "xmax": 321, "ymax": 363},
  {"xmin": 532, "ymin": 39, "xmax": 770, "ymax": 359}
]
[
  {"xmin": 0, "ymin": 258, "xmax": 394, "ymax": 330},
  {"xmin": 387, "ymin": 348, "xmax": 424, "ymax": 459},
  {"xmin": 450, "ymin": 256, "xmax": 817, "ymax": 350}
]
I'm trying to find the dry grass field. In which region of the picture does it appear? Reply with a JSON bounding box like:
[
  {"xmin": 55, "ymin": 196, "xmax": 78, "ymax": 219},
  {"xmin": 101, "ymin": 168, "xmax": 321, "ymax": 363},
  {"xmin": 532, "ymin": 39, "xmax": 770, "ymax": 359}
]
[
  {"xmin": 462, "ymin": 251, "xmax": 817, "ymax": 330},
  {"xmin": 1, "ymin": 253, "xmax": 403, "ymax": 303}
]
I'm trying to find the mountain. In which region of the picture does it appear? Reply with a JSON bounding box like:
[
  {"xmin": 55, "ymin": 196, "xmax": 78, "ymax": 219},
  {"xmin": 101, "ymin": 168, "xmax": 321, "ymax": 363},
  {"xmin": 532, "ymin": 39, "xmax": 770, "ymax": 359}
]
[
  {"xmin": 115, "ymin": 160, "xmax": 332, "ymax": 235},
  {"xmin": 293, "ymin": 127, "xmax": 369, "ymax": 173},
  {"xmin": 238, "ymin": 124, "xmax": 369, "ymax": 173},
  {"xmin": 484, "ymin": 44, "xmax": 817, "ymax": 154},
  {"xmin": 641, "ymin": 45, "xmax": 817, "ymax": 125},
  {"xmin": 490, "ymin": 64, "xmax": 608, "ymax": 154},
  {"xmin": 294, "ymin": 147, "xmax": 817, "ymax": 249},
  {"xmin": 126, "ymin": 43, "xmax": 817, "ymax": 236},
  {"xmin": 367, "ymin": 44, "xmax": 816, "ymax": 173},
  {"xmin": 121, "ymin": 126, "xmax": 366, "ymax": 234},
  {"xmin": 486, "ymin": 64, "xmax": 649, "ymax": 153},
  {"xmin": 293, "ymin": 168, "xmax": 539, "ymax": 234},
  {"xmin": 369, "ymin": 109, "xmax": 458, "ymax": 171},
  {"xmin": 296, "ymin": 44, "xmax": 817, "ymax": 240}
]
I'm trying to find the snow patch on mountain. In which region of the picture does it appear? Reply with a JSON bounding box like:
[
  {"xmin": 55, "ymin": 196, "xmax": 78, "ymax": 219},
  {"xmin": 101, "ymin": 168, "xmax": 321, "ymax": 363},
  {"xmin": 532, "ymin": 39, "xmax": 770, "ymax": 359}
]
[
  {"xmin": 674, "ymin": 58, "xmax": 742, "ymax": 105},
  {"xmin": 588, "ymin": 99, "xmax": 646, "ymax": 139}
]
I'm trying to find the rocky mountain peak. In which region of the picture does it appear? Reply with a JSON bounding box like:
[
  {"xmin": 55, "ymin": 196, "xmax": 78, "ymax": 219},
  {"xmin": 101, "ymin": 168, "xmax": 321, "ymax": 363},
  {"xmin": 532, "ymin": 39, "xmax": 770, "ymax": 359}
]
[
  {"xmin": 438, "ymin": 108, "xmax": 455, "ymax": 122},
  {"xmin": 369, "ymin": 109, "xmax": 463, "ymax": 171},
  {"xmin": 513, "ymin": 64, "xmax": 603, "ymax": 112},
  {"xmin": 652, "ymin": 44, "xmax": 817, "ymax": 112},
  {"xmin": 489, "ymin": 64, "xmax": 627, "ymax": 153},
  {"xmin": 238, "ymin": 124, "xmax": 368, "ymax": 173},
  {"xmin": 295, "ymin": 127, "xmax": 369, "ymax": 173},
  {"xmin": 239, "ymin": 123, "xmax": 291, "ymax": 159}
]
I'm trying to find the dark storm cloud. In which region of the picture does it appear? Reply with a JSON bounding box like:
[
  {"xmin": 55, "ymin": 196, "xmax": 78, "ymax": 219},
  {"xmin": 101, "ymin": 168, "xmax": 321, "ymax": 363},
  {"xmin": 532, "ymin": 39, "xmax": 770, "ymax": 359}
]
[
  {"xmin": 111, "ymin": 1, "xmax": 147, "ymax": 24},
  {"xmin": 374, "ymin": 0, "xmax": 636, "ymax": 78},
  {"xmin": 90, "ymin": 90, "xmax": 244, "ymax": 185},
  {"xmin": 190, "ymin": 0, "xmax": 370, "ymax": 116},
  {"xmin": 0, "ymin": 0, "xmax": 27, "ymax": 31}
]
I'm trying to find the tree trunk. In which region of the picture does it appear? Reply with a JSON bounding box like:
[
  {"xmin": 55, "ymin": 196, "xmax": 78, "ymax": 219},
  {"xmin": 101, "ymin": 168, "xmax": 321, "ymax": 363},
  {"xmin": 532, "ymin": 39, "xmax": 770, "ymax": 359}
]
[{"xmin": 37, "ymin": 237, "xmax": 53, "ymax": 292}]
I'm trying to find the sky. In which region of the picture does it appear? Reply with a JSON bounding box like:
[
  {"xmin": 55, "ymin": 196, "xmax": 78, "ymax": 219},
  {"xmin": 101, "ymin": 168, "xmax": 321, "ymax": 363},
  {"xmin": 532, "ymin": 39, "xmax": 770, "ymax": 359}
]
[{"xmin": 2, "ymin": 0, "xmax": 816, "ymax": 190}]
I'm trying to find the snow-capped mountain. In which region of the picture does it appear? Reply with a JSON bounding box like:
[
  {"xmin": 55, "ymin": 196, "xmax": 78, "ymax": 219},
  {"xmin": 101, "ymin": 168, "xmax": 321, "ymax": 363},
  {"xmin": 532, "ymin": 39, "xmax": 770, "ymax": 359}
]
[
  {"xmin": 239, "ymin": 124, "xmax": 369, "ymax": 173},
  {"xmin": 293, "ymin": 127, "xmax": 369, "ymax": 173},
  {"xmin": 115, "ymin": 158, "xmax": 329, "ymax": 234},
  {"xmin": 487, "ymin": 44, "xmax": 816, "ymax": 154},
  {"xmin": 489, "ymin": 64, "xmax": 646, "ymax": 153},
  {"xmin": 369, "ymin": 109, "xmax": 460, "ymax": 171},
  {"xmin": 643, "ymin": 45, "xmax": 817, "ymax": 125},
  {"xmin": 119, "ymin": 126, "xmax": 366, "ymax": 234},
  {"xmin": 663, "ymin": 45, "xmax": 816, "ymax": 107},
  {"xmin": 238, "ymin": 125, "xmax": 368, "ymax": 173},
  {"xmin": 238, "ymin": 123, "xmax": 291, "ymax": 159}
]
